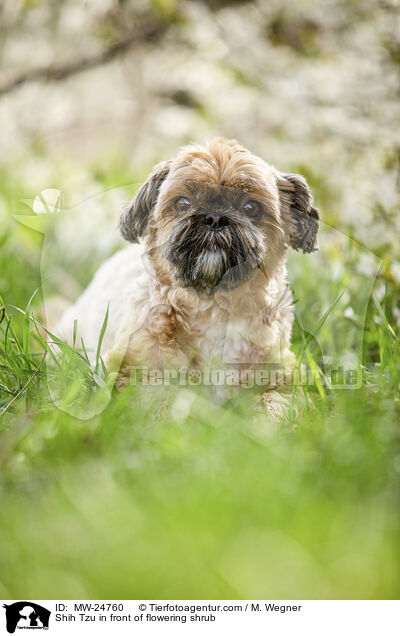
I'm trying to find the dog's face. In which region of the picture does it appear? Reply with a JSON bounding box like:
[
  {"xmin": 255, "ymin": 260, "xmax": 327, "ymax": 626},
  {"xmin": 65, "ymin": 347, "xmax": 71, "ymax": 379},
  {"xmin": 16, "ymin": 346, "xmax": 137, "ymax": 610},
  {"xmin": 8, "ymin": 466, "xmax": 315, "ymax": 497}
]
[
  {"xmin": 120, "ymin": 138, "xmax": 319, "ymax": 292},
  {"xmin": 160, "ymin": 181, "xmax": 275, "ymax": 292}
]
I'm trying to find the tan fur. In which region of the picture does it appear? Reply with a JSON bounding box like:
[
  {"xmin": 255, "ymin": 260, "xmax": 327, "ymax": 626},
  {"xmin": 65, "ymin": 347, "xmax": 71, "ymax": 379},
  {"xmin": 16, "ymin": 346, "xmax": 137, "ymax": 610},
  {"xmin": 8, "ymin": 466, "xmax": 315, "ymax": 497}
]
[{"xmin": 55, "ymin": 138, "xmax": 319, "ymax": 412}]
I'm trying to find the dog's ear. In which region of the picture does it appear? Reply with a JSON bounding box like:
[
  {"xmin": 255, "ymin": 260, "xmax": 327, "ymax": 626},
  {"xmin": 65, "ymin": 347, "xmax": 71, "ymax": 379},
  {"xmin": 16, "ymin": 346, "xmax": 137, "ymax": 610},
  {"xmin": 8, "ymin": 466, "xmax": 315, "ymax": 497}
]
[
  {"xmin": 120, "ymin": 160, "xmax": 171, "ymax": 242},
  {"xmin": 277, "ymin": 172, "xmax": 320, "ymax": 253}
]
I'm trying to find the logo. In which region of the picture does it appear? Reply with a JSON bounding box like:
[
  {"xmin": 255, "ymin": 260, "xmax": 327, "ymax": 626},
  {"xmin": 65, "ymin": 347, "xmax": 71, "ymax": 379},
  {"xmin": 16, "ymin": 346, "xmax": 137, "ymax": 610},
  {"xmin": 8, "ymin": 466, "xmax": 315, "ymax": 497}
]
[{"xmin": 2, "ymin": 603, "xmax": 50, "ymax": 634}]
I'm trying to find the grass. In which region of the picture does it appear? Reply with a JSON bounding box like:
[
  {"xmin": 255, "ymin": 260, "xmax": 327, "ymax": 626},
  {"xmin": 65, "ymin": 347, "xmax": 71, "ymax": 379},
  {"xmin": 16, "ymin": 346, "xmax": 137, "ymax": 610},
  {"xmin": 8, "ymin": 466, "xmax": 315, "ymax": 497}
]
[{"xmin": 0, "ymin": 164, "xmax": 399, "ymax": 600}]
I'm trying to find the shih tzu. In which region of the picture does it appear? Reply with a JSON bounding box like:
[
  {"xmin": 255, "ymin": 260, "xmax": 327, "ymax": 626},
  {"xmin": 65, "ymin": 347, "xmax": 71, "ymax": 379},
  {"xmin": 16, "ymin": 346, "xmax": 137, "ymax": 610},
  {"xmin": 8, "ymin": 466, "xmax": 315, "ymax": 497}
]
[{"xmin": 55, "ymin": 138, "xmax": 319, "ymax": 409}]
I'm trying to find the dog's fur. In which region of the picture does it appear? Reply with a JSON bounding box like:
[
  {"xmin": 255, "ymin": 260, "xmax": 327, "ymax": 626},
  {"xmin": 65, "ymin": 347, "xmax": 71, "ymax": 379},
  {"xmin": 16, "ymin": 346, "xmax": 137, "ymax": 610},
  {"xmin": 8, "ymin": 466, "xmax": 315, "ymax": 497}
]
[{"xmin": 55, "ymin": 138, "xmax": 319, "ymax": 398}]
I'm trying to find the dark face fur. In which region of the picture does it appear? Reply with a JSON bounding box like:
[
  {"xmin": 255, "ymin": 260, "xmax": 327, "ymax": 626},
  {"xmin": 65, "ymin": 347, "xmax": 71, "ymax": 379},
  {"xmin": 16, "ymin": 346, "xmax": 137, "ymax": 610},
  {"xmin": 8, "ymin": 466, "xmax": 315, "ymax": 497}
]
[
  {"xmin": 120, "ymin": 139, "xmax": 320, "ymax": 293},
  {"xmin": 162, "ymin": 185, "xmax": 269, "ymax": 292}
]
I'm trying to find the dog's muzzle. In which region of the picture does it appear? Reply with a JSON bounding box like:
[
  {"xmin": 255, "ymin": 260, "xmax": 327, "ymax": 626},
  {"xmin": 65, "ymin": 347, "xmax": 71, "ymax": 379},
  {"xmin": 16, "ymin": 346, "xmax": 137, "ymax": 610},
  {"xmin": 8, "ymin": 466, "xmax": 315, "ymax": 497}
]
[
  {"xmin": 202, "ymin": 212, "xmax": 229, "ymax": 230},
  {"xmin": 163, "ymin": 212, "xmax": 265, "ymax": 292}
]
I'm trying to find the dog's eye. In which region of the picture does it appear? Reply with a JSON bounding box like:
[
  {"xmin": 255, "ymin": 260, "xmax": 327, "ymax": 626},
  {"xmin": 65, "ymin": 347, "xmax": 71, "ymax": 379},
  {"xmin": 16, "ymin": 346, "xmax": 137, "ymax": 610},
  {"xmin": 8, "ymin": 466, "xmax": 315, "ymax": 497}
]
[
  {"xmin": 243, "ymin": 200, "xmax": 261, "ymax": 216},
  {"xmin": 175, "ymin": 197, "xmax": 191, "ymax": 213}
]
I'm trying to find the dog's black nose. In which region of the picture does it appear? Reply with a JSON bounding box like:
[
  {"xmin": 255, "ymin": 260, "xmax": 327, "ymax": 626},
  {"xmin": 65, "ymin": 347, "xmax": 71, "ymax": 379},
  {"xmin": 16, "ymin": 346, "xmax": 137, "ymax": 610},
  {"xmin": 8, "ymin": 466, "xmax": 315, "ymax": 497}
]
[{"xmin": 203, "ymin": 213, "xmax": 229, "ymax": 229}]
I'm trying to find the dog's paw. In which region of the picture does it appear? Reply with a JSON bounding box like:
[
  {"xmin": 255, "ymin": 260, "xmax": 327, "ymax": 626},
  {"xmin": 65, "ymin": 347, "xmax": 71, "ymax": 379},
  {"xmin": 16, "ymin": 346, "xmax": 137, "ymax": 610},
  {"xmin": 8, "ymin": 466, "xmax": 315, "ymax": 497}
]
[{"xmin": 257, "ymin": 389, "xmax": 291, "ymax": 419}]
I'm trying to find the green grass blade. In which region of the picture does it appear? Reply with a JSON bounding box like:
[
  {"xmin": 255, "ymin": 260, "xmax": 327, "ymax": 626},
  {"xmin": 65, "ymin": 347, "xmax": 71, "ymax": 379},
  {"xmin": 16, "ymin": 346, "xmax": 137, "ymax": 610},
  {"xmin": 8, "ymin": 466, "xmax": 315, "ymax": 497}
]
[{"xmin": 95, "ymin": 304, "xmax": 109, "ymax": 375}]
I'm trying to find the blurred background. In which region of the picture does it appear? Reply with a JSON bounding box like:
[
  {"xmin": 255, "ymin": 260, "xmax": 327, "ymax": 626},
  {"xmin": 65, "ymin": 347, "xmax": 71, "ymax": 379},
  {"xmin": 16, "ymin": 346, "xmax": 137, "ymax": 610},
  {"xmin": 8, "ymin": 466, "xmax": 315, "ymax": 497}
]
[
  {"xmin": 0, "ymin": 0, "xmax": 400, "ymax": 600},
  {"xmin": 1, "ymin": 0, "xmax": 399, "ymax": 241}
]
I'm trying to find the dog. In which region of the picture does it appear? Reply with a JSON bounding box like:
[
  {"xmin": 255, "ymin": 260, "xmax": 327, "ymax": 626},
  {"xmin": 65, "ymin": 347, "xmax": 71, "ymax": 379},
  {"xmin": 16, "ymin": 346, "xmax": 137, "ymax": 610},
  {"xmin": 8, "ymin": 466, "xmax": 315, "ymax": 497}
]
[{"xmin": 55, "ymin": 138, "xmax": 319, "ymax": 409}]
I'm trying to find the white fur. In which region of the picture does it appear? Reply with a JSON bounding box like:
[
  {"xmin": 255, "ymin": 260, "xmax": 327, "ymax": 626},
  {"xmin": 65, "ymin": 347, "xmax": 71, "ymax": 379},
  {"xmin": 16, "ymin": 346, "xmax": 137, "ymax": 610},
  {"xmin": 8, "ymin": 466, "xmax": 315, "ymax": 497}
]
[{"xmin": 54, "ymin": 243, "xmax": 295, "ymax": 378}]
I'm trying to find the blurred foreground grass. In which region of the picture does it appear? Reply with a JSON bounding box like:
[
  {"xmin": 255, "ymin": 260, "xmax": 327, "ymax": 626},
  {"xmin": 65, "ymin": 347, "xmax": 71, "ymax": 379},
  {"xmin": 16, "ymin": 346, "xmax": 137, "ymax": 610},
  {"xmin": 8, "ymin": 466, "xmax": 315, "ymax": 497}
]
[
  {"xmin": 0, "ymin": 159, "xmax": 399, "ymax": 600},
  {"xmin": 0, "ymin": 386, "xmax": 399, "ymax": 599}
]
